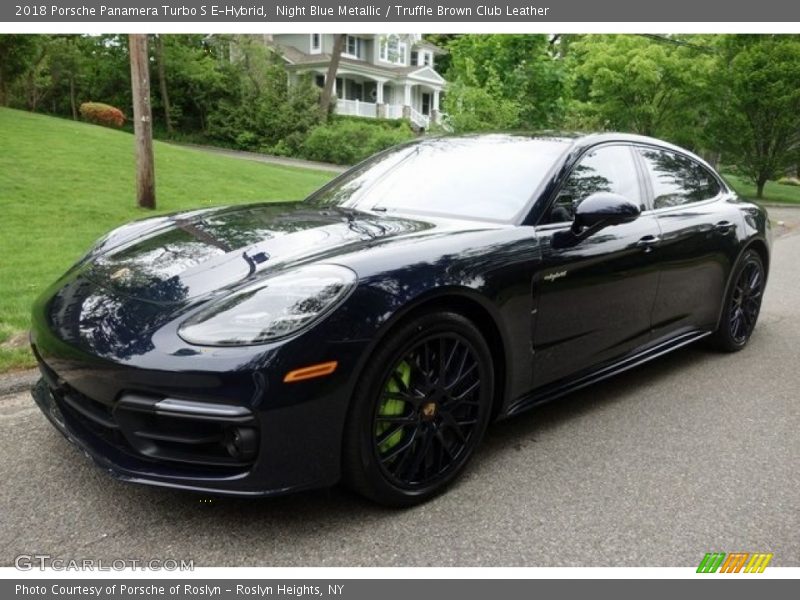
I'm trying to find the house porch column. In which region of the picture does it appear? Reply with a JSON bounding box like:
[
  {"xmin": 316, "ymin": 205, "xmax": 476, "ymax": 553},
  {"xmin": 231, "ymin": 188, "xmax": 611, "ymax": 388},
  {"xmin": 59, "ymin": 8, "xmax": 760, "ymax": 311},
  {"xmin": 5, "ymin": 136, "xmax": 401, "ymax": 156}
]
[
  {"xmin": 402, "ymin": 82, "xmax": 412, "ymax": 119},
  {"xmin": 375, "ymin": 79, "xmax": 386, "ymax": 118}
]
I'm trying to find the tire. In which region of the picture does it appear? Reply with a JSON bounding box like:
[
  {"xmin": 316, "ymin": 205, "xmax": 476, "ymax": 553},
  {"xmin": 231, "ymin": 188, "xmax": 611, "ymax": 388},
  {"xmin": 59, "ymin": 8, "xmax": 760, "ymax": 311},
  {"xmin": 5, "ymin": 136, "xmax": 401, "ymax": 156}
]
[
  {"xmin": 342, "ymin": 311, "xmax": 494, "ymax": 507},
  {"xmin": 709, "ymin": 249, "xmax": 765, "ymax": 352}
]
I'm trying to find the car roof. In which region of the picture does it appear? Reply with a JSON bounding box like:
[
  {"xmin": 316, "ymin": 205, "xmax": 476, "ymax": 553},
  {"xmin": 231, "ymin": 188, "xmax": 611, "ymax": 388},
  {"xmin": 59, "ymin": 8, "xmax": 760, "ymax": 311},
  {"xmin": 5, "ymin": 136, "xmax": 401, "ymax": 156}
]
[
  {"xmin": 420, "ymin": 131, "xmax": 715, "ymax": 176},
  {"xmin": 427, "ymin": 131, "xmax": 689, "ymax": 152}
]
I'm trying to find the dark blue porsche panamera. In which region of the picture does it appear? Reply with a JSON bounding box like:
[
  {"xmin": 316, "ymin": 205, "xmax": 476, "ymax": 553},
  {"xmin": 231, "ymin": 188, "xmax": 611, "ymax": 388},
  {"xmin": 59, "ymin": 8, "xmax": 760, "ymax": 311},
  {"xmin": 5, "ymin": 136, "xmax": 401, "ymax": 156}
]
[{"xmin": 31, "ymin": 133, "xmax": 771, "ymax": 506}]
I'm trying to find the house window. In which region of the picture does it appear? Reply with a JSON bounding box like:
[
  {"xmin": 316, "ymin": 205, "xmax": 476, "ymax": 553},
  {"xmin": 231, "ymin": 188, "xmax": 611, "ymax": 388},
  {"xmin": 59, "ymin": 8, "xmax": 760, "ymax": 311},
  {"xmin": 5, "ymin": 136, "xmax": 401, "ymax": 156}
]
[
  {"xmin": 411, "ymin": 50, "xmax": 419, "ymax": 66},
  {"xmin": 423, "ymin": 51, "xmax": 432, "ymax": 67},
  {"xmin": 344, "ymin": 35, "xmax": 363, "ymax": 59},
  {"xmin": 310, "ymin": 34, "xmax": 321, "ymax": 53},
  {"xmin": 315, "ymin": 74, "xmax": 324, "ymax": 88},
  {"xmin": 380, "ymin": 35, "xmax": 406, "ymax": 65}
]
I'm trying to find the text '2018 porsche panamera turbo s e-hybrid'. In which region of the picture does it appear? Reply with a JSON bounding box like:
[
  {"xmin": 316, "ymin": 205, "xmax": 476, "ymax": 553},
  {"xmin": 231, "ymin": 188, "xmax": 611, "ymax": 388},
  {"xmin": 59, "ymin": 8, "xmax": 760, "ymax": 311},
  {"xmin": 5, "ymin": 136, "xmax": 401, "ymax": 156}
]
[{"xmin": 30, "ymin": 133, "xmax": 771, "ymax": 506}]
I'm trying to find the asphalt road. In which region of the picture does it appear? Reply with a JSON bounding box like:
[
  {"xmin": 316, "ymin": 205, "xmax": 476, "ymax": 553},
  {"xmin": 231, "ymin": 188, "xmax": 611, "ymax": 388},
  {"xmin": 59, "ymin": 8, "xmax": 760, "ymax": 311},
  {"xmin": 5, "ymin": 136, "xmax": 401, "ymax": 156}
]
[{"xmin": 1, "ymin": 227, "xmax": 798, "ymax": 568}]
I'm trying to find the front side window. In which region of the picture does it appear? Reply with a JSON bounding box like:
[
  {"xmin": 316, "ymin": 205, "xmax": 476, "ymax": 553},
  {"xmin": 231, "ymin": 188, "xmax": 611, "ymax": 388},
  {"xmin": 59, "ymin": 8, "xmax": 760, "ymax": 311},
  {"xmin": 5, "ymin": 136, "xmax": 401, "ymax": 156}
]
[
  {"xmin": 638, "ymin": 148, "xmax": 721, "ymax": 209},
  {"xmin": 545, "ymin": 146, "xmax": 642, "ymax": 224}
]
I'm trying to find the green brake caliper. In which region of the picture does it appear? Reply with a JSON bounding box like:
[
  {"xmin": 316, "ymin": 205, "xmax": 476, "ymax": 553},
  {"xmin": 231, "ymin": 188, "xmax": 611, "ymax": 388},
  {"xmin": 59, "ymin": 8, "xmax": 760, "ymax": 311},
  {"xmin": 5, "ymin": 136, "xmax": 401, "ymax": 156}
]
[{"xmin": 376, "ymin": 361, "xmax": 411, "ymax": 454}]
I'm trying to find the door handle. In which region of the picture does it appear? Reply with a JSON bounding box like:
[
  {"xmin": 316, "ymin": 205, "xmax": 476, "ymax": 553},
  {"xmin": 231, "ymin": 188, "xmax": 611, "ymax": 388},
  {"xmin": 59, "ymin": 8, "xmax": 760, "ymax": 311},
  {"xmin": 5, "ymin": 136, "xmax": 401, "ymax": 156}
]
[
  {"xmin": 715, "ymin": 220, "xmax": 736, "ymax": 234},
  {"xmin": 636, "ymin": 235, "xmax": 660, "ymax": 252}
]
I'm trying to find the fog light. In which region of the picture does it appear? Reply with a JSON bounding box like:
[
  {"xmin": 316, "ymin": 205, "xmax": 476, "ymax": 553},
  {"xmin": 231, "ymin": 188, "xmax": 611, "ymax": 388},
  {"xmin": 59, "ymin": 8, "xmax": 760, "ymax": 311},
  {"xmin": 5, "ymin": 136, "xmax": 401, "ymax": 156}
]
[{"xmin": 224, "ymin": 427, "xmax": 258, "ymax": 461}]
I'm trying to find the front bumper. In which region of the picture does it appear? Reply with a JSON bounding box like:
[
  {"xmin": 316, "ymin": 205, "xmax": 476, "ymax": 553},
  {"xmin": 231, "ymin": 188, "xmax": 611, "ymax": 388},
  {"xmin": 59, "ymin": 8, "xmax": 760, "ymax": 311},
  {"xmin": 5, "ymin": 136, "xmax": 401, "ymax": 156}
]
[{"xmin": 30, "ymin": 332, "xmax": 364, "ymax": 496}]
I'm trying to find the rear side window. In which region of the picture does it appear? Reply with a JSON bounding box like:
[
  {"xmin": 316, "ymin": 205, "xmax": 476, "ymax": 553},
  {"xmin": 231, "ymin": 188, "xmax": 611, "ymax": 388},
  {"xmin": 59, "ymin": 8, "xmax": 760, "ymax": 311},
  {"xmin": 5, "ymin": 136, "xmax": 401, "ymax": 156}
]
[{"xmin": 638, "ymin": 148, "xmax": 721, "ymax": 209}]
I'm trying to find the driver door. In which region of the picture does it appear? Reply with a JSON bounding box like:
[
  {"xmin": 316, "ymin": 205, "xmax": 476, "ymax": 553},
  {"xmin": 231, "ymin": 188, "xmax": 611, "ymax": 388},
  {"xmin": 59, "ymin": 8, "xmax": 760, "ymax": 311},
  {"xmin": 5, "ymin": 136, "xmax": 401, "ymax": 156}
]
[{"xmin": 532, "ymin": 144, "xmax": 662, "ymax": 387}]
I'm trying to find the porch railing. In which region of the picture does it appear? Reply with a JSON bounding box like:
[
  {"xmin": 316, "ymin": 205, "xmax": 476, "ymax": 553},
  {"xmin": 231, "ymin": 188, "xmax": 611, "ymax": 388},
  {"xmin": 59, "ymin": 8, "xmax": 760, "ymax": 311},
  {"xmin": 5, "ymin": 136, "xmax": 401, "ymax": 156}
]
[
  {"xmin": 335, "ymin": 100, "xmax": 435, "ymax": 129},
  {"xmin": 408, "ymin": 107, "xmax": 430, "ymax": 130},
  {"xmin": 336, "ymin": 98, "xmax": 377, "ymax": 118},
  {"xmin": 384, "ymin": 104, "xmax": 404, "ymax": 120}
]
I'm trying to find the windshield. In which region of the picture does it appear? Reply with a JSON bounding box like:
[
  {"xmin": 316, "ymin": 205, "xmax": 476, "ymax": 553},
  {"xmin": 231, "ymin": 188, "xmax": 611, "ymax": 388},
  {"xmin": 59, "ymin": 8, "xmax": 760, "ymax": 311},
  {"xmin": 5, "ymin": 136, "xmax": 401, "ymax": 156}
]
[{"xmin": 305, "ymin": 135, "xmax": 570, "ymax": 222}]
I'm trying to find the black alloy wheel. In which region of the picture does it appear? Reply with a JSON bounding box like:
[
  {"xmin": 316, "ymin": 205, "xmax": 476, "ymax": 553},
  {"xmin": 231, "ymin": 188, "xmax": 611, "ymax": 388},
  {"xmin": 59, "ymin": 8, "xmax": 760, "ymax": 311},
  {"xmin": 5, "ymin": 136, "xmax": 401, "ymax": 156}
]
[
  {"xmin": 711, "ymin": 249, "xmax": 765, "ymax": 352},
  {"xmin": 343, "ymin": 311, "xmax": 494, "ymax": 506}
]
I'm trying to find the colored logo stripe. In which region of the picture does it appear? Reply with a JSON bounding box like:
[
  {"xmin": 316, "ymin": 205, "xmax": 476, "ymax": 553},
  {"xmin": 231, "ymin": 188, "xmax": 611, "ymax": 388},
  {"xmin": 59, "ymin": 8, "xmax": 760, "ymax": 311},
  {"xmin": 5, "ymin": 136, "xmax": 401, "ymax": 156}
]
[
  {"xmin": 697, "ymin": 552, "xmax": 773, "ymax": 573},
  {"xmin": 719, "ymin": 553, "xmax": 749, "ymax": 573},
  {"xmin": 744, "ymin": 553, "xmax": 773, "ymax": 573},
  {"xmin": 697, "ymin": 552, "xmax": 726, "ymax": 573}
]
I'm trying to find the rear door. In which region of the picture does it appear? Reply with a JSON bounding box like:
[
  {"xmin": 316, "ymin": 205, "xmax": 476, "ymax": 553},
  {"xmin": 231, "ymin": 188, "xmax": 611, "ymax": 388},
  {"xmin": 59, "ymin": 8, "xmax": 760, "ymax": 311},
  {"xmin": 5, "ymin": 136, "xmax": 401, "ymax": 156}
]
[
  {"xmin": 634, "ymin": 146, "xmax": 742, "ymax": 340},
  {"xmin": 532, "ymin": 144, "xmax": 662, "ymax": 387}
]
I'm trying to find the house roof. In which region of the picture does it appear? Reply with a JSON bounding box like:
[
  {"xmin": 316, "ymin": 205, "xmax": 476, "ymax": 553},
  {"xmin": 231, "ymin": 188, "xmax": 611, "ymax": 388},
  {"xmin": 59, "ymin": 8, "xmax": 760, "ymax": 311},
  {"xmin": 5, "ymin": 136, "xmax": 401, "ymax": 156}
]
[
  {"xmin": 268, "ymin": 40, "xmax": 447, "ymax": 86},
  {"xmin": 413, "ymin": 39, "xmax": 448, "ymax": 55}
]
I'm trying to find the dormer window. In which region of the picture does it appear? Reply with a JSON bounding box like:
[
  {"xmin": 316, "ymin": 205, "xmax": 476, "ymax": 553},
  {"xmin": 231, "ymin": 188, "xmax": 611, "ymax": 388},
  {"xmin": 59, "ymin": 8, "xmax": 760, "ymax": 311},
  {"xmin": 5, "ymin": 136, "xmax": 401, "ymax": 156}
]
[
  {"xmin": 310, "ymin": 33, "xmax": 321, "ymax": 53},
  {"xmin": 380, "ymin": 35, "xmax": 407, "ymax": 66}
]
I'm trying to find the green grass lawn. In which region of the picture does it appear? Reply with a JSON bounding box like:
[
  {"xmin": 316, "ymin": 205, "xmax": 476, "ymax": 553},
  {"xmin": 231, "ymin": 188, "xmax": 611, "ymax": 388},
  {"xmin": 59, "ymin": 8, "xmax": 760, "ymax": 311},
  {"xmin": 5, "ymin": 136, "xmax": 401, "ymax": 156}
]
[
  {"xmin": 723, "ymin": 173, "xmax": 800, "ymax": 205},
  {"xmin": 0, "ymin": 107, "xmax": 333, "ymax": 373}
]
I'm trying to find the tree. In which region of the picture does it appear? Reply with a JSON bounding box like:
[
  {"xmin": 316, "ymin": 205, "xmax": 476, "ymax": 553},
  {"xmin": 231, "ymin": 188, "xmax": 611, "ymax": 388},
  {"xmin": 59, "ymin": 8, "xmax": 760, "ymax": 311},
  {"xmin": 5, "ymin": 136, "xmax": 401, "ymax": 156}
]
[
  {"xmin": 0, "ymin": 35, "xmax": 40, "ymax": 106},
  {"xmin": 567, "ymin": 35, "xmax": 714, "ymax": 147},
  {"xmin": 153, "ymin": 34, "xmax": 173, "ymax": 133},
  {"xmin": 320, "ymin": 34, "xmax": 345, "ymax": 120},
  {"xmin": 442, "ymin": 34, "xmax": 565, "ymax": 132},
  {"xmin": 47, "ymin": 35, "xmax": 87, "ymax": 120},
  {"xmin": 422, "ymin": 34, "xmax": 459, "ymax": 74},
  {"xmin": 710, "ymin": 35, "xmax": 800, "ymax": 198}
]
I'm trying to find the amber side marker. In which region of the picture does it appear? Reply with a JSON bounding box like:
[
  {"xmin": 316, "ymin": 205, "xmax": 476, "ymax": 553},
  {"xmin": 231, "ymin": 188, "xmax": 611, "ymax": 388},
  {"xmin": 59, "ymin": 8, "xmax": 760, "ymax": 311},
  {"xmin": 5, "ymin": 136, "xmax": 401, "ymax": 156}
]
[{"xmin": 283, "ymin": 361, "xmax": 338, "ymax": 383}]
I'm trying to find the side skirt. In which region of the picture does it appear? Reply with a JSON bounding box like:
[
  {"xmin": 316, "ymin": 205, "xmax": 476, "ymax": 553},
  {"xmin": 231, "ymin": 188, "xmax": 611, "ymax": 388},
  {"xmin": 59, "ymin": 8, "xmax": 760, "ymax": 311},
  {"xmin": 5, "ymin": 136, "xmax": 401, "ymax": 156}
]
[{"xmin": 505, "ymin": 329, "xmax": 712, "ymax": 418}]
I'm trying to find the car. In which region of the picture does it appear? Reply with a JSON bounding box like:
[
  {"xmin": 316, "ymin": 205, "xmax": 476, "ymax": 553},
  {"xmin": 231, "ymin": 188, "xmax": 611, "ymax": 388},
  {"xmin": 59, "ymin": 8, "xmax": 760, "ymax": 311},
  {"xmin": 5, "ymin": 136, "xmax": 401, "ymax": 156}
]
[{"xmin": 30, "ymin": 133, "xmax": 771, "ymax": 506}]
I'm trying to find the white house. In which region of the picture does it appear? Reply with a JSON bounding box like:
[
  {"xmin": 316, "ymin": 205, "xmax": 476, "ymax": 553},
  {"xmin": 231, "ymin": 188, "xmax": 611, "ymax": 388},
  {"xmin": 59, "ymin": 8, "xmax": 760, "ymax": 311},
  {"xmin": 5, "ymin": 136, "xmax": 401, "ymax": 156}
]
[{"xmin": 264, "ymin": 34, "xmax": 447, "ymax": 130}]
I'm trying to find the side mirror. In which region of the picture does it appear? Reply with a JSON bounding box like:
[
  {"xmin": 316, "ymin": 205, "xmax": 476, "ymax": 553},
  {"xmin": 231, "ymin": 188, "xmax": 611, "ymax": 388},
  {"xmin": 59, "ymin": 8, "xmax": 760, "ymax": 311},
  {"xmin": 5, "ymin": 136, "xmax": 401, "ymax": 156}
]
[{"xmin": 571, "ymin": 192, "xmax": 640, "ymax": 233}]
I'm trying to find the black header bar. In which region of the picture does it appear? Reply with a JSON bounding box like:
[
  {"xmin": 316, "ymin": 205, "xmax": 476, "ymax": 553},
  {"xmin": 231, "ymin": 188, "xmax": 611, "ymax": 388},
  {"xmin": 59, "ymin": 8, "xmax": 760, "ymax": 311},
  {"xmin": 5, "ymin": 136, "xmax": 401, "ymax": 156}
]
[{"xmin": 3, "ymin": 0, "xmax": 800, "ymax": 23}]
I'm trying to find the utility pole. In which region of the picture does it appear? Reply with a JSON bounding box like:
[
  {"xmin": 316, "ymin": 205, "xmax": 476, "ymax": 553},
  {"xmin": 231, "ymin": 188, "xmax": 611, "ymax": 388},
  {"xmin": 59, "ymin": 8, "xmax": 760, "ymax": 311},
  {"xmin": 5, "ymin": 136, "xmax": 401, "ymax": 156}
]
[{"xmin": 129, "ymin": 34, "xmax": 156, "ymax": 209}]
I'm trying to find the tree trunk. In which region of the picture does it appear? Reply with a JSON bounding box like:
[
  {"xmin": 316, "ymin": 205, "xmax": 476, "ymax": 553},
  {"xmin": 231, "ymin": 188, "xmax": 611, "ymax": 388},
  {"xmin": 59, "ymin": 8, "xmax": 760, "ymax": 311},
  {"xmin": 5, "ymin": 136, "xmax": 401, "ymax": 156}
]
[
  {"xmin": 319, "ymin": 34, "xmax": 345, "ymax": 121},
  {"xmin": 69, "ymin": 75, "xmax": 77, "ymax": 120},
  {"xmin": 129, "ymin": 34, "xmax": 156, "ymax": 210},
  {"xmin": 756, "ymin": 177, "xmax": 767, "ymax": 199},
  {"xmin": 155, "ymin": 34, "xmax": 173, "ymax": 134}
]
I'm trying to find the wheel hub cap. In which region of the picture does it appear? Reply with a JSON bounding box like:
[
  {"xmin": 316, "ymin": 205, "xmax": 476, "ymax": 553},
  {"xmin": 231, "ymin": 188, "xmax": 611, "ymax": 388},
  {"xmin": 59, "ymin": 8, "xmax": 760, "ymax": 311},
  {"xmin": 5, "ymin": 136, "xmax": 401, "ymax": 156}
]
[{"xmin": 420, "ymin": 401, "xmax": 438, "ymax": 421}]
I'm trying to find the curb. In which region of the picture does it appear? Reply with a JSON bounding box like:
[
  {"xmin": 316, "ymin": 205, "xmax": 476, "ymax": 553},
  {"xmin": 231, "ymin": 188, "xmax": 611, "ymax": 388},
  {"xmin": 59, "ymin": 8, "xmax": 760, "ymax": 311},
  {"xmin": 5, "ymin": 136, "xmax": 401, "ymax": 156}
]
[{"xmin": 0, "ymin": 369, "xmax": 38, "ymax": 398}]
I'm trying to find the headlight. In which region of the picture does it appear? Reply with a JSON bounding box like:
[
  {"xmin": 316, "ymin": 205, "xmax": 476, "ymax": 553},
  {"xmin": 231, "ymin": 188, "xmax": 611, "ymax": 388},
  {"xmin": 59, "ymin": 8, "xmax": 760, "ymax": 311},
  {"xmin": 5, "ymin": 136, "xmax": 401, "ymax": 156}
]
[{"xmin": 178, "ymin": 265, "xmax": 357, "ymax": 346}]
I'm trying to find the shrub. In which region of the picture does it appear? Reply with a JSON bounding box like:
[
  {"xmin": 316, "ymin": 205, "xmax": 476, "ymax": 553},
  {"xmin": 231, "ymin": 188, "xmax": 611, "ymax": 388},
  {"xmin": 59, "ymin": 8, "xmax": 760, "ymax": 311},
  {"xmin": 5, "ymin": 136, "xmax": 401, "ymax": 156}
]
[
  {"xmin": 79, "ymin": 102, "xmax": 125, "ymax": 128},
  {"xmin": 300, "ymin": 119, "xmax": 416, "ymax": 165},
  {"xmin": 778, "ymin": 176, "xmax": 800, "ymax": 187}
]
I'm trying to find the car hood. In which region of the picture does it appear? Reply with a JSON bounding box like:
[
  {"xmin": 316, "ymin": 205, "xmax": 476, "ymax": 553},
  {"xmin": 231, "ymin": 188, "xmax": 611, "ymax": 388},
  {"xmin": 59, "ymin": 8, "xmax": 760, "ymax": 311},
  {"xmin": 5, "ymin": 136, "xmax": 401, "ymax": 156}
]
[{"xmin": 80, "ymin": 202, "xmax": 440, "ymax": 304}]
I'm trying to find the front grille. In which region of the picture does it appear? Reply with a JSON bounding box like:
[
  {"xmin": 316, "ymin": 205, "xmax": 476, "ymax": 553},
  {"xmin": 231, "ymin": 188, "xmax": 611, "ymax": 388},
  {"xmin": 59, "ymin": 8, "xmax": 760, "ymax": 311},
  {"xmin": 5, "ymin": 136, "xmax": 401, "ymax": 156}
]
[
  {"xmin": 114, "ymin": 397, "xmax": 258, "ymax": 468},
  {"xmin": 57, "ymin": 384, "xmax": 133, "ymax": 453},
  {"xmin": 42, "ymin": 374, "xmax": 258, "ymax": 473}
]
